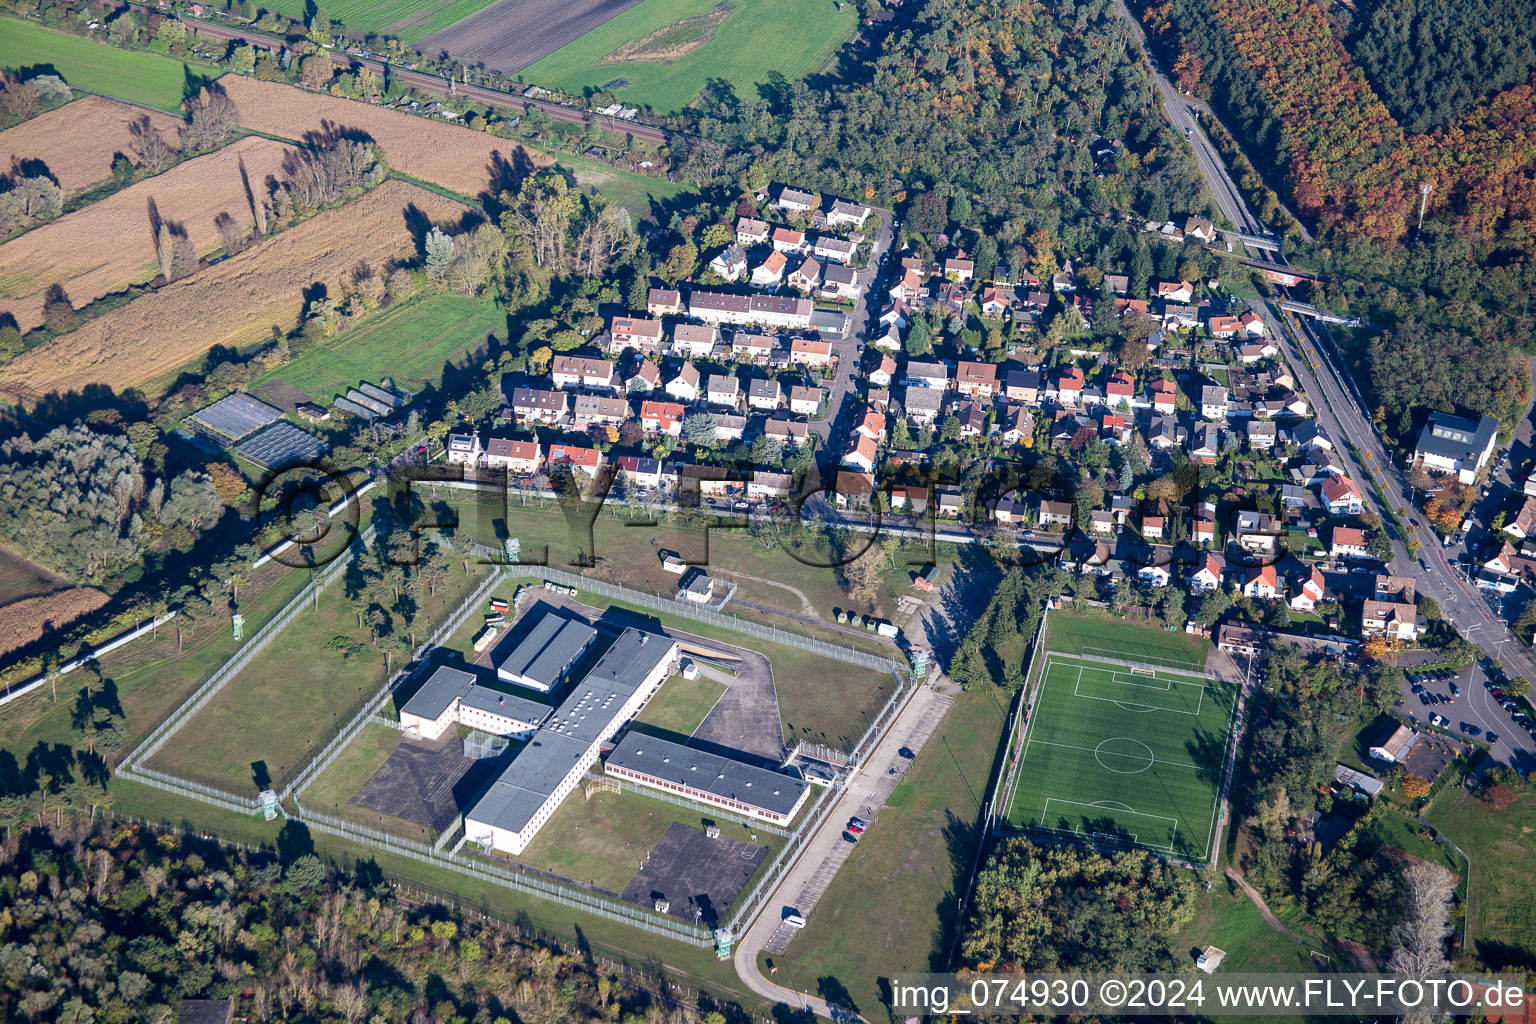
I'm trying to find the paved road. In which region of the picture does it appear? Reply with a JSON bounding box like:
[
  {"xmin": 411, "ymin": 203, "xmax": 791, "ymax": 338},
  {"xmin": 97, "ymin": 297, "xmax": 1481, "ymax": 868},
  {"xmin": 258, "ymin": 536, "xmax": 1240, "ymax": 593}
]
[
  {"xmin": 1112, "ymin": 0, "xmax": 1535, "ymax": 771},
  {"xmin": 809, "ymin": 213, "xmax": 897, "ymax": 448},
  {"xmin": 731, "ymin": 679, "xmax": 952, "ymax": 1020}
]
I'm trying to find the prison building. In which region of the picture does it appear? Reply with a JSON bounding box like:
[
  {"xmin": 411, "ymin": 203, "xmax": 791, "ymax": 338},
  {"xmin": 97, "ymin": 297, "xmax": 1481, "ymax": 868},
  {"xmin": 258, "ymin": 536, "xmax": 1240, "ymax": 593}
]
[
  {"xmin": 495, "ymin": 613, "xmax": 598, "ymax": 693},
  {"xmin": 604, "ymin": 732, "xmax": 810, "ymax": 825},
  {"xmin": 397, "ymin": 666, "xmax": 551, "ymax": 742},
  {"xmin": 465, "ymin": 629, "xmax": 679, "ymax": 854}
]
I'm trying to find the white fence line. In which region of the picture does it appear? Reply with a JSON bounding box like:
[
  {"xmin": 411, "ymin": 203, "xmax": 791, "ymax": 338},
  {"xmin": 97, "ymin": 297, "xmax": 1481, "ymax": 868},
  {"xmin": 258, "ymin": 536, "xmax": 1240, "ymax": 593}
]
[
  {"xmin": 1, "ymin": 612, "xmax": 179, "ymax": 708},
  {"xmin": 252, "ymin": 476, "xmax": 380, "ymax": 570}
]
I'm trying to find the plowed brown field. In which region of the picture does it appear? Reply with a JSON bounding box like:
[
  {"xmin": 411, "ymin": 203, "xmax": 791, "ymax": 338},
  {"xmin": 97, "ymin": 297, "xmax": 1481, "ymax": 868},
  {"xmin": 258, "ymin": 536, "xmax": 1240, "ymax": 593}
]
[
  {"xmin": 0, "ymin": 587, "xmax": 109, "ymax": 660},
  {"xmin": 0, "ymin": 179, "xmax": 468, "ymax": 401},
  {"xmin": 0, "ymin": 135, "xmax": 294, "ymax": 331},
  {"xmin": 0, "ymin": 95, "xmax": 183, "ymax": 198},
  {"xmin": 217, "ymin": 77, "xmax": 550, "ymax": 198}
]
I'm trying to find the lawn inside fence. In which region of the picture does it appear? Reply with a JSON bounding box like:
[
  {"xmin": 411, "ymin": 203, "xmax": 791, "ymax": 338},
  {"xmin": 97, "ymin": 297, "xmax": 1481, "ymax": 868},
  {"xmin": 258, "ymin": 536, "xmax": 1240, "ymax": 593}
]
[
  {"xmin": 1005, "ymin": 653, "xmax": 1236, "ymax": 860},
  {"xmin": 632, "ymin": 670, "xmax": 725, "ymax": 737},
  {"xmin": 295, "ymin": 721, "xmax": 436, "ymax": 844},
  {"xmin": 521, "ymin": 0, "xmax": 859, "ymax": 113}
]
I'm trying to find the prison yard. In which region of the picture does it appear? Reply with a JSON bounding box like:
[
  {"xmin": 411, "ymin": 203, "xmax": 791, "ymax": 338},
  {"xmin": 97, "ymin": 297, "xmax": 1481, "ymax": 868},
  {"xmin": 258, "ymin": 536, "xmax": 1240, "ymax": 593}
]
[{"xmin": 1003, "ymin": 614, "xmax": 1237, "ymax": 863}]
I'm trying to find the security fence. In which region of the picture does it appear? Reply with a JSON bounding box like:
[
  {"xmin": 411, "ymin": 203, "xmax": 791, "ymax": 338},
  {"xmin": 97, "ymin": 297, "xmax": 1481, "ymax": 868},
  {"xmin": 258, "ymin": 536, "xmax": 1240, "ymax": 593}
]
[
  {"xmin": 723, "ymin": 780, "xmax": 840, "ymax": 936},
  {"xmin": 128, "ymin": 765, "xmax": 260, "ymax": 814}
]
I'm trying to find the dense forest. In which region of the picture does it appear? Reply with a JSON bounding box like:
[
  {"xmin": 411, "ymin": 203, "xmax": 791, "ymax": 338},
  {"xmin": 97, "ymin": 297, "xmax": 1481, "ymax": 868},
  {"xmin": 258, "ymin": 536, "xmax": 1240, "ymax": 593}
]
[
  {"xmin": 1351, "ymin": 0, "xmax": 1536, "ymax": 134},
  {"xmin": 698, "ymin": 0, "xmax": 1209, "ymax": 253},
  {"xmin": 0, "ymin": 821, "xmax": 733, "ymax": 1024}
]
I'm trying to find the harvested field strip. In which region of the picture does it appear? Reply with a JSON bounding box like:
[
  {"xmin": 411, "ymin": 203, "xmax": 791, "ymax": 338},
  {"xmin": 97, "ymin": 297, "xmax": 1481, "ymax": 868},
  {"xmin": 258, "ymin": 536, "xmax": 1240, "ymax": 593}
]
[
  {"xmin": 0, "ymin": 179, "xmax": 469, "ymax": 401},
  {"xmin": 0, "ymin": 587, "xmax": 110, "ymax": 660},
  {"xmin": 0, "ymin": 18, "xmax": 211, "ymax": 112},
  {"xmin": 217, "ymin": 77, "xmax": 551, "ymax": 199},
  {"xmin": 0, "ymin": 546, "xmax": 66, "ymax": 606},
  {"xmin": 606, "ymin": 5, "xmax": 731, "ymax": 63},
  {"xmin": 0, "ymin": 135, "xmax": 293, "ymax": 332},
  {"xmin": 0, "ymin": 95, "xmax": 183, "ymax": 198},
  {"xmin": 256, "ymin": 0, "xmax": 502, "ymax": 43}
]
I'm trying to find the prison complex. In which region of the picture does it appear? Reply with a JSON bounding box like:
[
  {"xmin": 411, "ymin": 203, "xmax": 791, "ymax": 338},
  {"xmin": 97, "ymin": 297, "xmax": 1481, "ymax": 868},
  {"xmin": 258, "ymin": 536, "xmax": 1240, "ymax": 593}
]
[{"xmin": 604, "ymin": 732, "xmax": 811, "ymax": 825}]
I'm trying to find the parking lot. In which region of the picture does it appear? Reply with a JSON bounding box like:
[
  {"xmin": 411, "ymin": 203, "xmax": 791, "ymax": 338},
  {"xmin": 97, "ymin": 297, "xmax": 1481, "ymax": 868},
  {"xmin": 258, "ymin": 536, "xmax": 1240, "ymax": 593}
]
[{"xmin": 1395, "ymin": 659, "xmax": 1536, "ymax": 772}]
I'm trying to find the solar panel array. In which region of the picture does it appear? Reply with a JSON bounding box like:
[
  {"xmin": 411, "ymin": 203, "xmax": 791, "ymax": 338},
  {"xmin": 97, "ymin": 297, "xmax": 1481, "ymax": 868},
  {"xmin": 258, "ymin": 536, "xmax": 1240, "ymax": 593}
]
[{"xmin": 233, "ymin": 422, "xmax": 329, "ymax": 470}]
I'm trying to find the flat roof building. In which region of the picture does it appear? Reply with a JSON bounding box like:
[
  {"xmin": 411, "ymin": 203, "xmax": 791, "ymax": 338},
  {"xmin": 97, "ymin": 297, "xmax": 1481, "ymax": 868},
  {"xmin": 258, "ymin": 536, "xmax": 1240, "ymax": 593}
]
[
  {"xmin": 605, "ymin": 732, "xmax": 809, "ymax": 825},
  {"xmin": 496, "ymin": 613, "xmax": 598, "ymax": 692},
  {"xmin": 465, "ymin": 628, "xmax": 679, "ymax": 854},
  {"xmin": 399, "ymin": 666, "xmax": 551, "ymax": 742}
]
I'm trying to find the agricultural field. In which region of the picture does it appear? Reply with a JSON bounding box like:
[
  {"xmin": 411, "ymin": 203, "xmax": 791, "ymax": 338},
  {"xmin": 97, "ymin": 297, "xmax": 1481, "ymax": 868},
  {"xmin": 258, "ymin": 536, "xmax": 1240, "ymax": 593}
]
[
  {"xmin": 257, "ymin": 0, "xmax": 502, "ymax": 43},
  {"xmin": 0, "ymin": 135, "xmax": 293, "ymax": 333},
  {"xmin": 0, "ymin": 546, "xmax": 104, "ymax": 661},
  {"xmin": 520, "ymin": 0, "xmax": 859, "ymax": 112},
  {"xmin": 0, "ymin": 546, "xmax": 64, "ymax": 607},
  {"xmin": 217, "ymin": 77, "xmax": 551, "ymax": 199},
  {"xmin": 0, "ymin": 179, "xmax": 469, "ymax": 401},
  {"xmin": 419, "ymin": 0, "xmax": 650, "ymax": 78},
  {"xmin": 0, "ymin": 18, "xmax": 211, "ymax": 111},
  {"xmin": 0, "ymin": 95, "xmax": 183, "ymax": 198},
  {"xmin": 1003, "ymin": 653, "xmax": 1237, "ymax": 861},
  {"xmin": 252, "ymin": 294, "xmax": 505, "ymax": 406}
]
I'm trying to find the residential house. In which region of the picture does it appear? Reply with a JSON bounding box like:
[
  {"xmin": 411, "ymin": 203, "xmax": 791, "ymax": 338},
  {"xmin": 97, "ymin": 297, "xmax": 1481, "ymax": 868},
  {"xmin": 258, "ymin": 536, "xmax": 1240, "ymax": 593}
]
[
  {"xmin": 1246, "ymin": 420, "xmax": 1278, "ymax": 450},
  {"xmin": 936, "ymin": 487, "xmax": 965, "ymax": 518},
  {"xmin": 1208, "ymin": 315, "xmax": 1240, "ymax": 340},
  {"xmin": 903, "ymin": 387, "xmax": 943, "ymax": 426},
  {"xmin": 747, "ymin": 378, "xmax": 783, "ymax": 410},
  {"xmin": 735, "ymin": 217, "xmax": 769, "ymax": 246},
  {"xmin": 1190, "ymin": 423, "xmax": 1221, "ymax": 464},
  {"xmin": 665, "ymin": 362, "xmax": 701, "ymax": 403},
  {"xmin": 891, "ymin": 485, "xmax": 929, "ymax": 514},
  {"xmin": 1104, "ymin": 274, "xmax": 1129, "ymax": 294},
  {"xmin": 1291, "ymin": 566, "xmax": 1325, "ymax": 611},
  {"xmin": 1239, "ymin": 310, "xmax": 1267, "ymax": 337},
  {"xmin": 869, "ymin": 354, "xmax": 897, "ymax": 387},
  {"xmin": 1330, "ymin": 526, "xmax": 1370, "ymax": 559},
  {"xmin": 609, "ymin": 316, "xmax": 664, "ymax": 353},
  {"xmin": 510, "ymin": 387, "xmax": 569, "ymax": 425},
  {"xmin": 1089, "ymin": 509, "xmax": 1116, "ymax": 536},
  {"xmin": 979, "ymin": 287, "xmax": 1015, "ymax": 318},
  {"xmin": 1200, "ymin": 385, "xmax": 1229, "ymax": 420},
  {"xmin": 1189, "ymin": 552, "xmax": 1224, "ymax": 592},
  {"xmin": 1361, "ymin": 600, "xmax": 1420, "ymax": 642},
  {"xmin": 1162, "ymin": 304, "xmax": 1198, "ymax": 330},
  {"xmin": 905, "ymin": 361, "xmax": 950, "ymax": 389},
  {"xmin": 826, "ymin": 199, "xmax": 872, "ymax": 228},
  {"xmin": 776, "ymin": 187, "xmax": 818, "ymax": 213},
  {"xmin": 1105, "ymin": 371, "xmax": 1135, "ymax": 409},
  {"xmin": 993, "ymin": 496, "xmax": 1027, "ymax": 524},
  {"xmin": 1038, "ymin": 499, "xmax": 1073, "ymax": 529},
  {"xmin": 626, "ymin": 359, "xmax": 661, "ymax": 393},
  {"xmin": 1233, "ymin": 510, "xmax": 1280, "ymax": 555},
  {"xmin": 789, "ymin": 385, "xmax": 823, "ymax": 416},
  {"xmin": 748, "ymin": 470, "xmax": 796, "ymax": 499},
  {"xmin": 709, "ymin": 245, "xmax": 749, "ymax": 282},
  {"xmin": 646, "ymin": 288, "xmax": 683, "ymax": 316},
  {"xmin": 571, "ymin": 394, "xmax": 628, "ymax": 427},
  {"xmin": 615, "ymin": 455, "xmax": 664, "ymax": 489},
  {"xmin": 944, "ymin": 255, "xmax": 975, "ymax": 282},
  {"xmin": 822, "ymin": 263, "xmax": 860, "ymax": 301},
  {"xmin": 1005, "ymin": 368, "xmax": 1042, "ymax": 404},
  {"xmin": 715, "ymin": 414, "xmax": 747, "ymax": 442},
  {"xmin": 1412, "ymin": 411, "xmax": 1499, "ymax": 484},
  {"xmin": 445, "ymin": 432, "xmax": 481, "ymax": 466},
  {"xmin": 551, "ymin": 354, "xmax": 619, "ymax": 392},
  {"xmin": 953, "ymin": 401, "xmax": 987, "ymax": 438},
  {"xmin": 1057, "ymin": 367, "xmax": 1086, "ymax": 406},
  {"xmin": 1147, "ymin": 415, "xmax": 1185, "ymax": 450},
  {"xmin": 640, "ymin": 400, "xmax": 686, "ymax": 437},
  {"xmin": 481, "ymin": 437, "xmax": 541, "ymax": 474},
  {"xmin": 771, "ymin": 227, "xmax": 806, "ymax": 254},
  {"xmin": 1000, "ymin": 406, "xmax": 1035, "ymax": 445},
  {"xmin": 764, "ymin": 416, "xmax": 810, "ymax": 447},
  {"xmin": 706, "ymin": 374, "xmax": 741, "ymax": 408},
  {"xmin": 671, "ymin": 323, "xmax": 719, "ymax": 359},
  {"xmin": 1194, "ymin": 515, "xmax": 1216, "ymax": 545},
  {"xmin": 1504, "ymin": 496, "xmax": 1536, "ymax": 539},
  {"xmin": 1321, "ymin": 474, "xmax": 1365, "ymax": 517},
  {"xmin": 833, "ymin": 469, "xmax": 875, "ymax": 509},
  {"xmin": 1375, "ymin": 575, "xmax": 1416, "ymax": 602},
  {"xmin": 1138, "ymin": 561, "xmax": 1171, "ymax": 587},
  {"xmin": 813, "ymin": 236, "xmax": 858, "ymax": 264},
  {"xmin": 1052, "ymin": 260, "xmax": 1077, "ymax": 292},
  {"xmin": 731, "ymin": 332, "xmax": 774, "ymax": 362},
  {"xmin": 855, "ymin": 409, "xmax": 886, "ymax": 444},
  {"xmin": 751, "ymin": 250, "xmax": 789, "ymax": 288},
  {"xmin": 788, "ymin": 257, "xmax": 823, "ymax": 293},
  {"xmin": 789, "ymin": 337, "xmax": 833, "ymax": 368},
  {"xmin": 889, "ymin": 266, "xmax": 923, "ymax": 304},
  {"xmin": 1157, "ymin": 280, "xmax": 1195, "ymax": 303},
  {"xmin": 1184, "ymin": 216, "xmax": 1216, "ymax": 243},
  {"xmin": 545, "ymin": 444, "xmax": 603, "ymax": 478},
  {"xmin": 690, "ymin": 291, "xmax": 814, "ymax": 329},
  {"xmin": 1242, "ymin": 564, "xmax": 1279, "ymax": 600},
  {"xmin": 843, "ymin": 432, "xmax": 879, "ymax": 472},
  {"xmin": 1149, "ymin": 378, "xmax": 1177, "ymax": 415},
  {"xmin": 955, "ymin": 360, "xmax": 999, "ymax": 400}
]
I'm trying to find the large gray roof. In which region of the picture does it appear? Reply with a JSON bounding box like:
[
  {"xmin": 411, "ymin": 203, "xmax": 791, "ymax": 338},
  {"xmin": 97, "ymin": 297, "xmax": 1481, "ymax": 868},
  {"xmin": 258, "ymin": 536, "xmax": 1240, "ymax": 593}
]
[
  {"xmin": 468, "ymin": 731, "xmax": 591, "ymax": 837},
  {"xmin": 458, "ymin": 684, "xmax": 551, "ymax": 726},
  {"xmin": 400, "ymin": 665, "xmax": 550, "ymax": 726},
  {"xmin": 1415, "ymin": 411, "xmax": 1497, "ymax": 463},
  {"xmin": 498, "ymin": 614, "xmax": 597, "ymax": 689},
  {"xmin": 606, "ymin": 732, "xmax": 807, "ymax": 817}
]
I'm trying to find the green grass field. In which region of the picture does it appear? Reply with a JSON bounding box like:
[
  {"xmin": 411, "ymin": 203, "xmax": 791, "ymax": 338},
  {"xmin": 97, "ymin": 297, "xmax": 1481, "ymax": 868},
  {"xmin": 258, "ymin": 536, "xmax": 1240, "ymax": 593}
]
[
  {"xmin": 632, "ymin": 670, "xmax": 725, "ymax": 737},
  {"xmin": 0, "ymin": 18, "xmax": 212, "ymax": 111},
  {"xmin": 1004, "ymin": 653, "xmax": 1237, "ymax": 860},
  {"xmin": 551, "ymin": 149, "xmax": 697, "ymax": 220},
  {"xmin": 522, "ymin": 0, "xmax": 859, "ymax": 113},
  {"xmin": 257, "ymin": 0, "xmax": 500, "ymax": 43},
  {"xmin": 1044, "ymin": 608, "xmax": 1211, "ymax": 672},
  {"xmin": 1425, "ymin": 786, "xmax": 1536, "ymax": 968},
  {"xmin": 254, "ymin": 294, "xmax": 504, "ymax": 405}
]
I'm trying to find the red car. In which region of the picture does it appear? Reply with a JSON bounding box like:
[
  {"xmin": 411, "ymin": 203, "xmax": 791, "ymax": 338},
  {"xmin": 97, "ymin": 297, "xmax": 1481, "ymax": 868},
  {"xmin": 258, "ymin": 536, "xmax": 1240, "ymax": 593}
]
[{"xmin": 846, "ymin": 821, "xmax": 865, "ymax": 835}]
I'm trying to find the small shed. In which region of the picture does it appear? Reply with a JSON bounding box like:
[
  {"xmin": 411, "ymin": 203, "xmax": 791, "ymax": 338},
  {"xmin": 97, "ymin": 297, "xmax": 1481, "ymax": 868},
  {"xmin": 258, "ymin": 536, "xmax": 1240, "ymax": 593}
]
[{"xmin": 1196, "ymin": 946, "xmax": 1226, "ymax": 974}]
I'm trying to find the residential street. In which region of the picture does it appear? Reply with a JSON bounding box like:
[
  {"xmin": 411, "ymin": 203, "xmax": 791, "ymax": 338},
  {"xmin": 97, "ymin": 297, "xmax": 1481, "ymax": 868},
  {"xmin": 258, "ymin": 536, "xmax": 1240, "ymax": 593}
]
[{"xmin": 808, "ymin": 210, "xmax": 895, "ymax": 448}]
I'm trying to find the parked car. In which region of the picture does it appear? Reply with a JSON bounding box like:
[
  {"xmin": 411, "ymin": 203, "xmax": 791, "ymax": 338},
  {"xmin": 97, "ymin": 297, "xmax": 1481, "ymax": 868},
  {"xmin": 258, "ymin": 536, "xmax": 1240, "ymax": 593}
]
[{"xmin": 1461, "ymin": 723, "xmax": 1481, "ymax": 737}]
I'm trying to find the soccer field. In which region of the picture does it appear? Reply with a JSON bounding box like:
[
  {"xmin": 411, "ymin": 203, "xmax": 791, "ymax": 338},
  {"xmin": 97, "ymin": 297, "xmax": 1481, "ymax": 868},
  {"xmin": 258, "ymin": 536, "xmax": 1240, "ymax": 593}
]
[{"xmin": 1004, "ymin": 653, "xmax": 1238, "ymax": 861}]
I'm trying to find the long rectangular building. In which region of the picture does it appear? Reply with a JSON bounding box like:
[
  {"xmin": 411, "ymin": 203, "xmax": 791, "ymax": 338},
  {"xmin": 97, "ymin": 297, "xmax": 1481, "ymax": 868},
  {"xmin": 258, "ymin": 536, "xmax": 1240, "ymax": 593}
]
[
  {"xmin": 398, "ymin": 666, "xmax": 551, "ymax": 741},
  {"xmin": 496, "ymin": 613, "xmax": 598, "ymax": 692},
  {"xmin": 604, "ymin": 732, "xmax": 810, "ymax": 825},
  {"xmin": 688, "ymin": 290, "xmax": 813, "ymax": 329},
  {"xmin": 465, "ymin": 629, "xmax": 678, "ymax": 854}
]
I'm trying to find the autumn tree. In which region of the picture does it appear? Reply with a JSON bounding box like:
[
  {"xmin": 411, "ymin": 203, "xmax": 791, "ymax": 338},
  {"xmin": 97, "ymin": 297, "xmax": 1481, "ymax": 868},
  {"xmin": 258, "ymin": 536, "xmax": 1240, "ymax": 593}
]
[{"xmin": 128, "ymin": 114, "xmax": 175, "ymax": 173}]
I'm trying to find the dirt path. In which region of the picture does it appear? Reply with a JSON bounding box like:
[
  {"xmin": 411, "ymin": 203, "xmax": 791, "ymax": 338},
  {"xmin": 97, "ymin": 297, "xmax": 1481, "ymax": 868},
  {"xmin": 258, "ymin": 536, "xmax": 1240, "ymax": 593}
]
[
  {"xmin": 715, "ymin": 568, "xmax": 820, "ymax": 618},
  {"xmin": 1225, "ymin": 866, "xmax": 1288, "ymax": 933}
]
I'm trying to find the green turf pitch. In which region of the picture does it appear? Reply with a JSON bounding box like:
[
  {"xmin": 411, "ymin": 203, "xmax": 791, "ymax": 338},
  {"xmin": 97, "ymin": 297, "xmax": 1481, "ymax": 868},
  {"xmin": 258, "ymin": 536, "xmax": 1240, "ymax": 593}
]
[{"xmin": 1004, "ymin": 654, "xmax": 1237, "ymax": 860}]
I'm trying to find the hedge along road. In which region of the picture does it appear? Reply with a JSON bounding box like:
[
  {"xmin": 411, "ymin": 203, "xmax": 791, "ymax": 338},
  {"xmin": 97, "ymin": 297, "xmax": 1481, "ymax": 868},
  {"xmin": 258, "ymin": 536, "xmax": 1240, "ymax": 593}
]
[{"xmin": 153, "ymin": 6, "xmax": 685, "ymax": 147}]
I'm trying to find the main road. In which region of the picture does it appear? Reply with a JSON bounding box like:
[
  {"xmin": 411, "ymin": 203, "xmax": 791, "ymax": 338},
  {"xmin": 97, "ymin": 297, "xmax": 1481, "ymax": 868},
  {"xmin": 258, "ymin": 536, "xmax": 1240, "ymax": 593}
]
[{"xmin": 1112, "ymin": 0, "xmax": 1535, "ymax": 770}]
